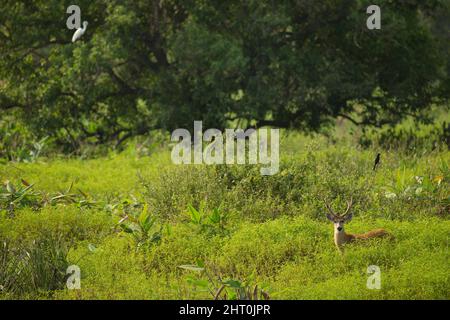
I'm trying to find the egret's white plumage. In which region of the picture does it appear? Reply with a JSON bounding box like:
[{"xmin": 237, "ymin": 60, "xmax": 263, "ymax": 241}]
[{"xmin": 72, "ymin": 21, "xmax": 88, "ymax": 43}]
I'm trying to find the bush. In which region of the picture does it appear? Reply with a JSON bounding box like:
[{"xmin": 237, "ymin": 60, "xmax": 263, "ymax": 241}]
[{"xmin": 141, "ymin": 139, "xmax": 449, "ymax": 222}]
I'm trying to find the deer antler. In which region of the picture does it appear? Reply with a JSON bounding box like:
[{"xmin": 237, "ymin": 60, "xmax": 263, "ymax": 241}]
[
  {"xmin": 323, "ymin": 199, "xmax": 336, "ymax": 217},
  {"xmin": 342, "ymin": 197, "xmax": 353, "ymax": 217}
]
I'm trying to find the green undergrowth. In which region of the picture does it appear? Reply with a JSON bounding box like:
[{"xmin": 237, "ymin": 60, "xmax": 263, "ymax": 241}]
[{"xmin": 0, "ymin": 129, "xmax": 448, "ymax": 300}]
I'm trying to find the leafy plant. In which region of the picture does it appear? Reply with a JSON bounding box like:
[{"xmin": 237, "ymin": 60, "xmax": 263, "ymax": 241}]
[
  {"xmin": 179, "ymin": 263, "xmax": 270, "ymax": 300},
  {"xmin": 41, "ymin": 181, "xmax": 96, "ymax": 208},
  {"xmin": 186, "ymin": 204, "xmax": 230, "ymax": 236},
  {"xmin": 28, "ymin": 136, "xmax": 49, "ymax": 163},
  {"xmin": 0, "ymin": 180, "xmax": 99, "ymax": 215},
  {"xmin": 383, "ymin": 168, "xmax": 446, "ymax": 201},
  {"xmin": 118, "ymin": 204, "xmax": 162, "ymax": 250},
  {"xmin": 0, "ymin": 180, "xmax": 39, "ymax": 215}
]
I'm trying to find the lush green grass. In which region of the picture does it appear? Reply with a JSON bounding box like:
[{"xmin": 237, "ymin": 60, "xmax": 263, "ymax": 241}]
[{"xmin": 0, "ymin": 126, "xmax": 449, "ymax": 300}]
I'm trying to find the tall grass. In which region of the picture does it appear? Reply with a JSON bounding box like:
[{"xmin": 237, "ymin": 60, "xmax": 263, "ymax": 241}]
[
  {"xmin": 0, "ymin": 236, "xmax": 69, "ymax": 298},
  {"xmin": 0, "ymin": 118, "xmax": 448, "ymax": 299}
]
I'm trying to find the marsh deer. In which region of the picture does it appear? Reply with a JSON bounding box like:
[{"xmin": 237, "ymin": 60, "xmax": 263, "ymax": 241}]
[{"xmin": 325, "ymin": 197, "xmax": 390, "ymax": 251}]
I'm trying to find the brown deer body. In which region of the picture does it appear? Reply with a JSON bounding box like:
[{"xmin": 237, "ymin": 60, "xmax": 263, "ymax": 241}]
[{"xmin": 325, "ymin": 198, "xmax": 390, "ymax": 251}]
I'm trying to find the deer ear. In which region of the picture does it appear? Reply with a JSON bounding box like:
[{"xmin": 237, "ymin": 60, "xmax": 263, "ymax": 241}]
[
  {"xmin": 344, "ymin": 212, "xmax": 353, "ymax": 222},
  {"xmin": 326, "ymin": 213, "xmax": 335, "ymax": 222}
]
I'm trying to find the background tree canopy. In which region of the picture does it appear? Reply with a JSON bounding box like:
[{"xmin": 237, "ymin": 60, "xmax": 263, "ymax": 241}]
[{"xmin": 0, "ymin": 0, "xmax": 449, "ymax": 150}]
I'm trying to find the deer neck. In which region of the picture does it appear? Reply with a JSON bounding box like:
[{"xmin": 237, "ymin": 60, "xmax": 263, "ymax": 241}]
[{"xmin": 334, "ymin": 227, "xmax": 353, "ymax": 246}]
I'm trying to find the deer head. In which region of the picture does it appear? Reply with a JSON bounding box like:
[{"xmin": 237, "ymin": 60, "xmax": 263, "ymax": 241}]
[{"xmin": 324, "ymin": 197, "xmax": 353, "ymax": 233}]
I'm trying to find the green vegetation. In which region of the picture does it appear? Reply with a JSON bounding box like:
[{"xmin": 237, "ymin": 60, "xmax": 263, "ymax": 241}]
[
  {"xmin": 0, "ymin": 0, "xmax": 449, "ymax": 300},
  {"xmin": 0, "ymin": 119, "xmax": 448, "ymax": 300},
  {"xmin": 1, "ymin": 1, "xmax": 449, "ymax": 151}
]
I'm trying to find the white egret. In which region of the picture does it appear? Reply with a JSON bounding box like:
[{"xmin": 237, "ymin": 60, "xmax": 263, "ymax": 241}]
[{"xmin": 72, "ymin": 21, "xmax": 88, "ymax": 43}]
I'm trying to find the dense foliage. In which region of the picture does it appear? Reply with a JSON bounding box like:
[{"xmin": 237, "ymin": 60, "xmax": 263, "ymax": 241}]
[
  {"xmin": 0, "ymin": 1, "xmax": 448, "ymax": 301},
  {"xmin": 1, "ymin": 1, "xmax": 449, "ymax": 150},
  {"xmin": 0, "ymin": 127, "xmax": 448, "ymax": 299}
]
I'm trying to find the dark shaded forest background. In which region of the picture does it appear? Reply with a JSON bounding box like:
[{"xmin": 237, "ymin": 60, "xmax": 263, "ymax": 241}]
[{"xmin": 0, "ymin": 0, "xmax": 449, "ymax": 157}]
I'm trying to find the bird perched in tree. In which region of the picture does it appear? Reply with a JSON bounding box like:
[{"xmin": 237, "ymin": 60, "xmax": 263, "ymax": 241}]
[
  {"xmin": 373, "ymin": 153, "xmax": 381, "ymax": 171},
  {"xmin": 72, "ymin": 21, "xmax": 88, "ymax": 43}
]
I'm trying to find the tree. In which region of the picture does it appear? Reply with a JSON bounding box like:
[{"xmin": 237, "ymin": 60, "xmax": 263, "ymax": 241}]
[{"xmin": 0, "ymin": 0, "xmax": 448, "ymax": 150}]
